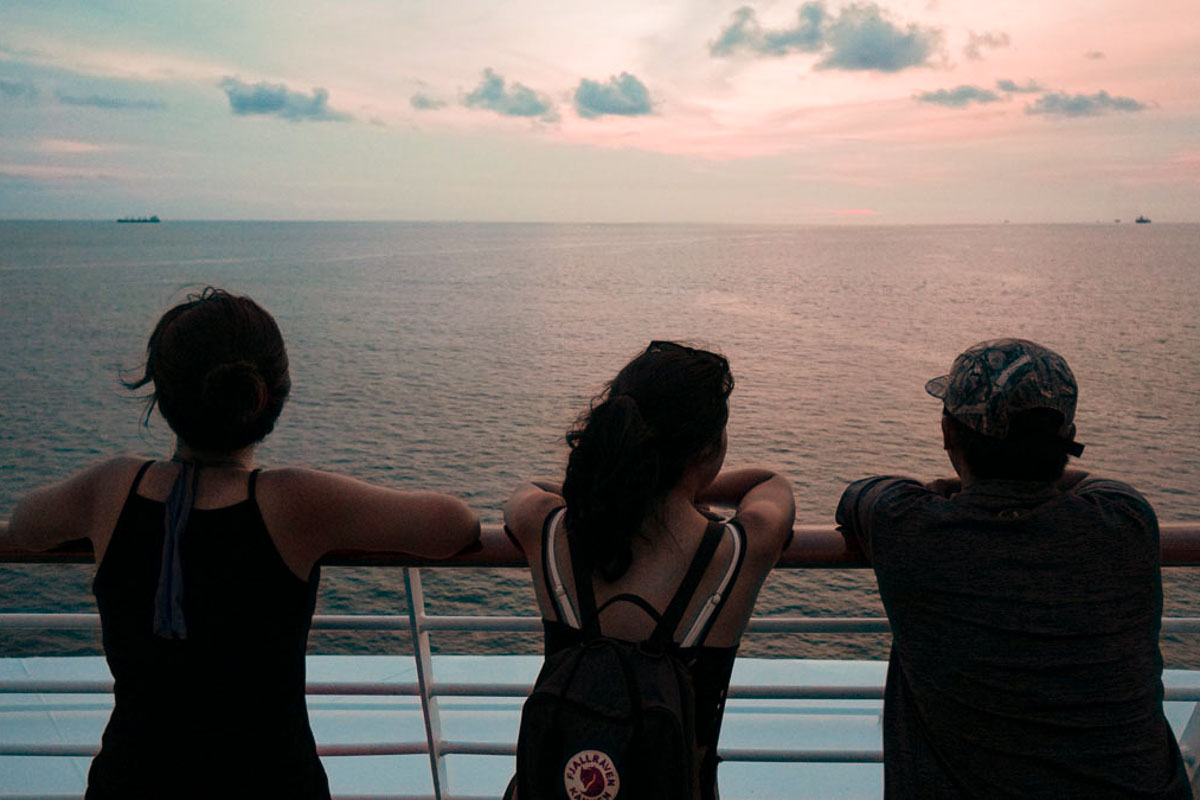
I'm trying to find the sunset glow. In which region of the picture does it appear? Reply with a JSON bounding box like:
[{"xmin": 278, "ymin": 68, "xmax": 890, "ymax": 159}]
[{"xmin": 0, "ymin": 0, "xmax": 1195, "ymax": 223}]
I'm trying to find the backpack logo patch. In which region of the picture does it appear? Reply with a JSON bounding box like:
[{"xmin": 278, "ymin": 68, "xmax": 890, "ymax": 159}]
[{"xmin": 563, "ymin": 750, "xmax": 619, "ymax": 800}]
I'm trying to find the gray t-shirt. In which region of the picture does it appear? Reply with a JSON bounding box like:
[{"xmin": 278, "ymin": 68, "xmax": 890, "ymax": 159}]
[{"xmin": 837, "ymin": 476, "xmax": 1190, "ymax": 799}]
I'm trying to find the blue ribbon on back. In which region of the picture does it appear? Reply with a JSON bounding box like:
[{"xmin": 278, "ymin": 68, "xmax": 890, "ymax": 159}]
[{"xmin": 153, "ymin": 460, "xmax": 199, "ymax": 640}]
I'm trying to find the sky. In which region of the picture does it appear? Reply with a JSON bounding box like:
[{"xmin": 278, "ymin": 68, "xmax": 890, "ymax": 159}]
[{"xmin": 1, "ymin": 0, "xmax": 1197, "ymax": 224}]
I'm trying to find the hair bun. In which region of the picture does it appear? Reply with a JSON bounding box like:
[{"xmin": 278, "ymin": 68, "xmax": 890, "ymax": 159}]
[{"xmin": 201, "ymin": 361, "xmax": 268, "ymax": 424}]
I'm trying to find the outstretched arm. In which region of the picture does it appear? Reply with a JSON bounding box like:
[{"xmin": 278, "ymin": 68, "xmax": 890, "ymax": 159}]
[
  {"xmin": 7, "ymin": 458, "xmax": 135, "ymax": 552},
  {"xmin": 258, "ymin": 468, "xmax": 480, "ymax": 573}
]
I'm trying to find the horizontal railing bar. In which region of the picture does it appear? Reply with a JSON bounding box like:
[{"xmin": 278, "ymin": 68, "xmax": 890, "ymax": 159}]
[
  {"xmin": 440, "ymin": 741, "xmax": 514, "ymax": 757},
  {"xmin": 319, "ymin": 743, "xmax": 429, "ymax": 757},
  {"xmin": 7, "ymin": 613, "xmax": 1200, "ymax": 636},
  {"xmin": 0, "ymin": 742, "xmax": 431, "ymax": 758},
  {"xmin": 309, "ymin": 683, "xmax": 421, "ymax": 696},
  {"xmin": 422, "ymin": 742, "xmax": 889, "ymax": 762},
  {"xmin": 728, "ymin": 685, "xmax": 883, "ymax": 700},
  {"xmin": 3, "ymin": 523, "xmax": 1198, "ymax": 567},
  {"xmin": 0, "ymin": 680, "xmax": 112, "ymax": 693},
  {"xmin": 719, "ymin": 748, "xmax": 883, "ymax": 763},
  {"xmin": 750, "ymin": 618, "xmax": 889, "ymax": 633},
  {"xmin": 7, "ymin": 677, "xmax": 1200, "ymax": 703},
  {"xmin": 0, "ymin": 740, "xmax": 883, "ymax": 764},
  {"xmin": 0, "ymin": 744, "xmax": 97, "ymax": 757},
  {"xmin": 0, "ymin": 741, "xmax": 884, "ymax": 764},
  {"xmin": 313, "ymin": 614, "xmax": 545, "ymax": 633},
  {"xmin": 0, "ymin": 613, "xmax": 97, "ymax": 630}
]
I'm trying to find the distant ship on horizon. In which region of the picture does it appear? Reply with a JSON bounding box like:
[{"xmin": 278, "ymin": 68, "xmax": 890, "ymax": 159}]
[
  {"xmin": 116, "ymin": 215, "xmax": 160, "ymax": 223},
  {"xmin": 1135, "ymin": 215, "xmax": 1151, "ymax": 224}
]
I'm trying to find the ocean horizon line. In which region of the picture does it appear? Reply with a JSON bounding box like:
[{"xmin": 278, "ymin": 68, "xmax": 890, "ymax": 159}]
[{"xmin": 1, "ymin": 218, "xmax": 1192, "ymax": 227}]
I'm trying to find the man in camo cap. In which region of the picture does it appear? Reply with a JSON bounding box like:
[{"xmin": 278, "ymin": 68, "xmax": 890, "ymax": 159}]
[
  {"xmin": 837, "ymin": 338, "xmax": 1189, "ymax": 799},
  {"xmin": 924, "ymin": 338, "xmax": 1083, "ymax": 453}
]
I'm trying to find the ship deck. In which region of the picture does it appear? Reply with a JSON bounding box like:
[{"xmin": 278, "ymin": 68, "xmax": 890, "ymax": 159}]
[{"xmin": 2, "ymin": 653, "xmax": 1198, "ymax": 799}]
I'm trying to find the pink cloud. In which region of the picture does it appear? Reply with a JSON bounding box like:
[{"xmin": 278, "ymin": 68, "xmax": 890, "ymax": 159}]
[
  {"xmin": 0, "ymin": 163, "xmax": 124, "ymax": 182},
  {"xmin": 36, "ymin": 139, "xmax": 104, "ymax": 154}
]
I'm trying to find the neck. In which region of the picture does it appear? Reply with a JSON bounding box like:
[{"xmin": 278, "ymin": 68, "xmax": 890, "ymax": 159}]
[
  {"xmin": 651, "ymin": 483, "xmax": 713, "ymax": 535},
  {"xmin": 948, "ymin": 448, "xmax": 977, "ymax": 488},
  {"xmin": 173, "ymin": 442, "xmax": 256, "ymax": 469}
]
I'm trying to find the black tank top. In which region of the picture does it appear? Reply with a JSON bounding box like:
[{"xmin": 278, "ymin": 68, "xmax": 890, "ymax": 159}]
[{"xmin": 87, "ymin": 461, "xmax": 329, "ymax": 799}]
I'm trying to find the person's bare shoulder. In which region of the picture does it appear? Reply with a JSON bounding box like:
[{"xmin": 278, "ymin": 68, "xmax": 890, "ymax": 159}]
[
  {"xmin": 11, "ymin": 455, "xmax": 146, "ymax": 554},
  {"xmin": 503, "ymin": 482, "xmax": 564, "ymax": 554}
]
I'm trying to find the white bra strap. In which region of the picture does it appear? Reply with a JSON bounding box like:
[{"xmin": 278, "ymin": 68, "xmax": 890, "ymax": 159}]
[
  {"xmin": 679, "ymin": 522, "xmax": 744, "ymax": 648},
  {"xmin": 543, "ymin": 508, "xmax": 581, "ymax": 629}
]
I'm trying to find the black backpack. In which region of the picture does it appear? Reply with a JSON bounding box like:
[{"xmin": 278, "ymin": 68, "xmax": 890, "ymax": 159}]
[{"xmin": 513, "ymin": 518, "xmax": 728, "ymax": 800}]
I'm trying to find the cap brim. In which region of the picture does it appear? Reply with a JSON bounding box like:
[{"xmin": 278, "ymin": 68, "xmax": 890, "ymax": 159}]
[{"xmin": 925, "ymin": 375, "xmax": 950, "ymax": 399}]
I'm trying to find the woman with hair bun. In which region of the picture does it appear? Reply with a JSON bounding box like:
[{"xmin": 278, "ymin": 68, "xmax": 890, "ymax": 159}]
[
  {"xmin": 504, "ymin": 341, "xmax": 795, "ymax": 799},
  {"xmin": 4, "ymin": 288, "xmax": 480, "ymax": 799}
]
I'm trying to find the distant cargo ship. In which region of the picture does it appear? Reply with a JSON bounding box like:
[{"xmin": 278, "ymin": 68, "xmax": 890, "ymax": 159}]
[
  {"xmin": 1135, "ymin": 215, "xmax": 1151, "ymax": 224},
  {"xmin": 116, "ymin": 215, "xmax": 160, "ymax": 223}
]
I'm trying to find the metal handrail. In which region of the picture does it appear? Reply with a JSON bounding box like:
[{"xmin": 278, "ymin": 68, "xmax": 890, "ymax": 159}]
[
  {"xmin": 7, "ymin": 612, "xmax": 1200, "ymax": 635},
  {"xmin": 2, "ymin": 522, "xmax": 1199, "ymax": 566}
]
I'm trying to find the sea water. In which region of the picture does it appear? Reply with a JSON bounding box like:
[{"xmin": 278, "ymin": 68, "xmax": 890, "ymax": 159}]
[{"xmin": 1, "ymin": 221, "xmax": 1198, "ymax": 662}]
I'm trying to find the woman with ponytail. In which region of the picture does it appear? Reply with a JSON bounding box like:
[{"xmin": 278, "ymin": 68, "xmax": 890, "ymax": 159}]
[
  {"xmin": 4, "ymin": 288, "xmax": 479, "ymax": 798},
  {"xmin": 504, "ymin": 341, "xmax": 795, "ymax": 799}
]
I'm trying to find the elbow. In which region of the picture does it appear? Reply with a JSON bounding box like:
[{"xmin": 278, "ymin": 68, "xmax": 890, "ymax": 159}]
[
  {"xmin": 763, "ymin": 471, "xmax": 794, "ymax": 496},
  {"xmin": 440, "ymin": 501, "xmax": 481, "ymax": 559},
  {"xmin": 6, "ymin": 510, "xmax": 47, "ymax": 553},
  {"xmin": 7, "ymin": 504, "xmax": 34, "ymax": 551}
]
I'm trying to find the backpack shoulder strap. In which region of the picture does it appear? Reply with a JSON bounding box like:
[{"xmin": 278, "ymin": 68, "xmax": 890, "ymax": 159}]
[
  {"xmin": 539, "ymin": 507, "xmax": 580, "ymax": 628},
  {"xmin": 567, "ymin": 525, "xmax": 602, "ymax": 637},
  {"xmin": 679, "ymin": 521, "xmax": 747, "ymax": 648},
  {"xmin": 651, "ymin": 520, "xmax": 726, "ymax": 646}
]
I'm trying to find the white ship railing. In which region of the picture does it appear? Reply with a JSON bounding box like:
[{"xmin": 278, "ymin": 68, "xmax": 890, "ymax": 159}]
[{"xmin": 3, "ymin": 523, "xmax": 1200, "ymax": 799}]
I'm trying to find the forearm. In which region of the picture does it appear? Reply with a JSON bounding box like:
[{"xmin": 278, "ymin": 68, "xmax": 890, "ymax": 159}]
[
  {"xmin": 695, "ymin": 468, "xmax": 781, "ymax": 506},
  {"xmin": 529, "ymin": 478, "xmax": 563, "ymax": 495},
  {"xmin": 10, "ymin": 493, "xmax": 58, "ymax": 551}
]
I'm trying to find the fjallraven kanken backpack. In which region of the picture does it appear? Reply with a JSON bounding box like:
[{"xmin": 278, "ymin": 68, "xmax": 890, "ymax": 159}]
[{"xmin": 513, "ymin": 517, "xmax": 729, "ymax": 800}]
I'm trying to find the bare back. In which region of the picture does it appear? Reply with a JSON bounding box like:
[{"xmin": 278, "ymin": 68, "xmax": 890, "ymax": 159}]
[{"xmin": 507, "ymin": 480, "xmax": 791, "ymax": 650}]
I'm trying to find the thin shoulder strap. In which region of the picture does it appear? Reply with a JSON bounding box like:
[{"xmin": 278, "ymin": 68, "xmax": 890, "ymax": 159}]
[
  {"xmin": 247, "ymin": 468, "xmax": 262, "ymax": 501},
  {"xmin": 596, "ymin": 592, "xmax": 662, "ymax": 623},
  {"xmin": 553, "ymin": 517, "xmax": 661, "ymax": 632},
  {"xmin": 125, "ymin": 460, "xmax": 155, "ymax": 502},
  {"xmin": 540, "ymin": 508, "xmax": 580, "ymax": 628},
  {"xmin": 651, "ymin": 520, "xmax": 726, "ymax": 645},
  {"xmin": 679, "ymin": 521, "xmax": 747, "ymax": 648}
]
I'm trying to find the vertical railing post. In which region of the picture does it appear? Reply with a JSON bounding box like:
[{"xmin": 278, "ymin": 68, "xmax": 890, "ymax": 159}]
[{"xmin": 404, "ymin": 567, "xmax": 449, "ymax": 800}]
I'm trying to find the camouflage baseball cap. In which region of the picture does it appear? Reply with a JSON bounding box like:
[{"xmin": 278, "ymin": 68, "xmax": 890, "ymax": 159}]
[{"xmin": 925, "ymin": 338, "xmax": 1083, "ymax": 455}]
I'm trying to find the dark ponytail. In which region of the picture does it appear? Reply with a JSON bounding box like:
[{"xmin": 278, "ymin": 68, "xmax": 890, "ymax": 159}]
[
  {"xmin": 126, "ymin": 288, "xmax": 290, "ymax": 452},
  {"xmin": 562, "ymin": 342, "xmax": 733, "ymax": 582}
]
